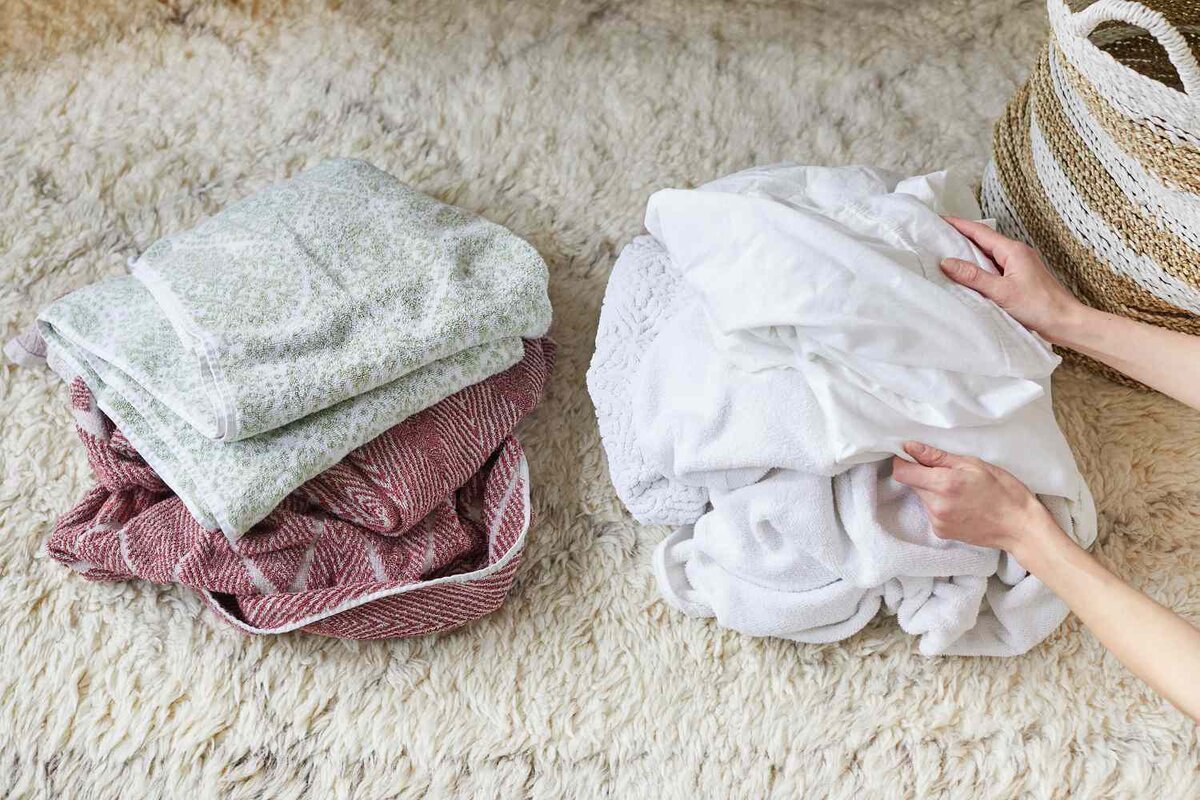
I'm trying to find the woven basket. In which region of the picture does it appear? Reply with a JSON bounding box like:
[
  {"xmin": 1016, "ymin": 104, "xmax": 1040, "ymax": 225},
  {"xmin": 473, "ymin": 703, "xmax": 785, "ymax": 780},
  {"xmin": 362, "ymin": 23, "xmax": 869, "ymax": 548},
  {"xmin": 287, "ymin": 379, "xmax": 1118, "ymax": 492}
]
[{"xmin": 982, "ymin": 0, "xmax": 1200, "ymax": 387}]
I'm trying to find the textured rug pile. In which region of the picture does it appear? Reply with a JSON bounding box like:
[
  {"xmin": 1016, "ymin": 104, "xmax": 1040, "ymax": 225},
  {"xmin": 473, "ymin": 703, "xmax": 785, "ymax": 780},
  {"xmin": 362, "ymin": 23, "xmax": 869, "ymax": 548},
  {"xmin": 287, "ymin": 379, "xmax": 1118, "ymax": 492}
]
[{"xmin": 2, "ymin": 1, "xmax": 1199, "ymax": 797}]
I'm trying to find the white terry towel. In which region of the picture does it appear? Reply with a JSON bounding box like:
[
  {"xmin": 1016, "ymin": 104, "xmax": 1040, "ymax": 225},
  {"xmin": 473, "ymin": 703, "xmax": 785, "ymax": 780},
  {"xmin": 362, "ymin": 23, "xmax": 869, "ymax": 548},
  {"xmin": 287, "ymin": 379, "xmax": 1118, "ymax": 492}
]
[
  {"xmin": 589, "ymin": 163, "xmax": 1096, "ymax": 656},
  {"xmin": 586, "ymin": 237, "xmax": 708, "ymax": 525},
  {"xmin": 653, "ymin": 463, "xmax": 1088, "ymax": 657}
]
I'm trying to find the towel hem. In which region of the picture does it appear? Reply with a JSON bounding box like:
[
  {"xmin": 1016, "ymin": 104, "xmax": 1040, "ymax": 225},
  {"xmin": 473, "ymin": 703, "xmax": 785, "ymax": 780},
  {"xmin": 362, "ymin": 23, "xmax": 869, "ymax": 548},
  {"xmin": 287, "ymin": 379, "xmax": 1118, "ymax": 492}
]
[{"xmin": 202, "ymin": 454, "xmax": 533, "ymax": 634}]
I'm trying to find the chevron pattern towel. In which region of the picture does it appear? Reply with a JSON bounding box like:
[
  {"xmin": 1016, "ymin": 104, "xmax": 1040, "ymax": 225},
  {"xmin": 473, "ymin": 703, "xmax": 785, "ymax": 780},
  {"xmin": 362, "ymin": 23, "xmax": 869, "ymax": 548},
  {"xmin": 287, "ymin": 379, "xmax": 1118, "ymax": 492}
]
[{"xmin": 47, "ymin": 338, "xmax": 555, "ymax": 639}]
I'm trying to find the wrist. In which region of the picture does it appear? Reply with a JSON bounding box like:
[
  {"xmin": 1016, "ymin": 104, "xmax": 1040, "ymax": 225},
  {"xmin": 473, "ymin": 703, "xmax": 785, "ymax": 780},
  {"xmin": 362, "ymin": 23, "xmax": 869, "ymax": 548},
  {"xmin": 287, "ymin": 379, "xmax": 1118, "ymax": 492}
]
[
  {"xmin": 1007, "ymin": 503, "xmax": 1074, "ymax": 575},
  {"xmin": 1043, "ymin": 300, "xmax": 1099, "ymax": 349}
]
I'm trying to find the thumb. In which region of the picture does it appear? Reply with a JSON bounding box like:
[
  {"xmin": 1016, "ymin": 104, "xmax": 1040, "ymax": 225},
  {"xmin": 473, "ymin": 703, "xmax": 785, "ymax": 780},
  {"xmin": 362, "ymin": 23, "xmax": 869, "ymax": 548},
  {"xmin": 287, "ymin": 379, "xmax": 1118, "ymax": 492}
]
[
  {"xmin": 902, "ymin": 441, "xmax": 963, "ymax": 469},
  {"xmin": 941, "ymin": 257, "xmax": 1004, "ymax": 299}
]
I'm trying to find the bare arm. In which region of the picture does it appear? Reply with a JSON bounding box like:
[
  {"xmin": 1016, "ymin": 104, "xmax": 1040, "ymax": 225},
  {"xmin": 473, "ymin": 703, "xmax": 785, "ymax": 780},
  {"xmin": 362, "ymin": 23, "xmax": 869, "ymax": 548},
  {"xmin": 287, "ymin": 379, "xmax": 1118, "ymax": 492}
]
[
  {"xmin": 894, "ymin": 442, "xmax": 1200, "ymax": 723},
  {"xmin": 941, "ymin": 216, "xmax": 1200, "ymax": 410},
  {"xmin": 1016, "ymin": 514, "xmax": 1200, "ymax": 722},
  {"xmin": 1052, "ymin": 305, "xmax": 1200, "ymax": 409},
  {"xmin": 913, "ymin": 219, "xmax": 1200, "ymax": 718}
]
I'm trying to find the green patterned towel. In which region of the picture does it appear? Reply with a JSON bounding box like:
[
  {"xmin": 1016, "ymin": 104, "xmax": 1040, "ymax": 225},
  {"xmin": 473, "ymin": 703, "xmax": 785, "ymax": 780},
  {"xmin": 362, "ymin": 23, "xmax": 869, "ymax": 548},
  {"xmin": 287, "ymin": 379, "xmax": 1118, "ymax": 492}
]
[{"xmin": 39, "ymin": 159, "xmax": 551, "ymax": 538}]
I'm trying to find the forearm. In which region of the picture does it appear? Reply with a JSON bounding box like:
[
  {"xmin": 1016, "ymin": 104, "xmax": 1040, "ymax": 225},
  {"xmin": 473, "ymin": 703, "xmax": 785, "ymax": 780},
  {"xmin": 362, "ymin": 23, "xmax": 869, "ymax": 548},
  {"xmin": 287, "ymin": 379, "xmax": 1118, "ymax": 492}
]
[
  {"xmin": 1015, "ymin": 518, "xmax": 1200, "ymax": 722},
  {"xmin": 1052, "ymin": 305, "xmax": 1200, "ymax": 410}
]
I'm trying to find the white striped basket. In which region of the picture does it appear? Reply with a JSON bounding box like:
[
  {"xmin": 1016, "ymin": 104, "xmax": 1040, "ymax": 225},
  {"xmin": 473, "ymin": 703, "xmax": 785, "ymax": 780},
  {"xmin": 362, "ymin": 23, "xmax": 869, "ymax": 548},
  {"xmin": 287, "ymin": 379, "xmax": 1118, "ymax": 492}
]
[{"xmin": 982, "ymin": 0, "xmax": 1200, "ymax": 387}]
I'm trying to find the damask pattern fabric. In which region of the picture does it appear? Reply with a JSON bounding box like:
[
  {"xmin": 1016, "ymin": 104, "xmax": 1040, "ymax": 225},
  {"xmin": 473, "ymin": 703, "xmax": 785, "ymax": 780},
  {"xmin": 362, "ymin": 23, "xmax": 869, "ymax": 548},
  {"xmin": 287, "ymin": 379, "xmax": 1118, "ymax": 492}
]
[
  {"xmin": 48, "ymin": 338, "xmax": 555, "ymax": 639},
  {"xmin": 126, "ymin": 158, "xmax": 552, "ymax": 441},
  {"xmin": 36, "ymin": 159, "xmax": 553, "ymax": 538}
]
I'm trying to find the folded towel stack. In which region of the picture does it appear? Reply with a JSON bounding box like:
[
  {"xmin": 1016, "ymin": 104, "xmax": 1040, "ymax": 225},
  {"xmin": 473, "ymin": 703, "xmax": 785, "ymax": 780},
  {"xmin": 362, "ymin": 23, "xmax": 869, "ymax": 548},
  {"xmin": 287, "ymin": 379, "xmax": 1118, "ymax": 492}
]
[
  {"xmin": 22, "ymin": 159, "xmax": 554, "ymax": 638},
  {"xmin": 588, "ymin": 163, "xmax": 1096, "ymax": 657}
]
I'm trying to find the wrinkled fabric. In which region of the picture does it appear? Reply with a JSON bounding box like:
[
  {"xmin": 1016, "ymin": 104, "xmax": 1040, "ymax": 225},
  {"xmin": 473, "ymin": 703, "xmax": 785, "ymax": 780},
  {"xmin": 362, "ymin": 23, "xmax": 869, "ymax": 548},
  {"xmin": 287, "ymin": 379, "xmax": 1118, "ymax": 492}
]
[
  {"xmin": 38, "ymin": 159, "xmax": 552, "ymax": 537},
  {"xmin": 642, "ymin": 164, "xmax": 1064, "ymax": 472},
  {"xmin": 590, "ymin": 163, "xmax": 1096, "ymax": 656},
  {"xmin": 653, "ymin": 462, "xmax": 1085, "ymax": 656},
  {"xmin": 48, "ymin": 339, "xmax": 555, "ymax": 640}
]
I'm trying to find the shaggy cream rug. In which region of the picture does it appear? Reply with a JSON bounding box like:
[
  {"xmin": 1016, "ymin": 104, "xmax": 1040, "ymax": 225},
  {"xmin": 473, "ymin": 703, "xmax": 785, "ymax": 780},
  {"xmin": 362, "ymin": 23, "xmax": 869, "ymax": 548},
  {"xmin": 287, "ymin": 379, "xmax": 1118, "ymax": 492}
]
[{"xmin": 2, "ymin": 1, "xmax": 1198, "ymax": 797}]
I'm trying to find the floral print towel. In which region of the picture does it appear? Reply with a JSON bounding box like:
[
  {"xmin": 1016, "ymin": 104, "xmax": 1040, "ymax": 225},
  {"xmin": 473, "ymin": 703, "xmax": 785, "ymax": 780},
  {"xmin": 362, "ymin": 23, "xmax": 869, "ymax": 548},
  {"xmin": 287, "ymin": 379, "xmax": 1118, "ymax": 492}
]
[{"xmin": 37, "ymin": 159, "xmax": 552, "ymax": 538}]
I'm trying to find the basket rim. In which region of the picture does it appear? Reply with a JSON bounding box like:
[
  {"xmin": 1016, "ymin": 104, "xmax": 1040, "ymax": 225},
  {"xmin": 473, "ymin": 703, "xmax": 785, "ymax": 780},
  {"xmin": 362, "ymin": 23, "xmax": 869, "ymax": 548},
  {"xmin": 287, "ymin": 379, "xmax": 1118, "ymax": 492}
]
[{"xmin": 1048, "ymin": 0, "xmax": 1200, "ymax": 130}]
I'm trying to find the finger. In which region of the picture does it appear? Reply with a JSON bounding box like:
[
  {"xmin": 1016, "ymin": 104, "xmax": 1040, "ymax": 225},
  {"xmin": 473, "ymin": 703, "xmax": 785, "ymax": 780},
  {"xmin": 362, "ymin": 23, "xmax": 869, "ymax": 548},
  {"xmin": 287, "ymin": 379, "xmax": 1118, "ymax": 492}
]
[
  {"xmin": 911, "ymin": 487, "xmax": 942, "ymax": 519},
  {"xmin": 940, "ymin": 257, "xmax": 1005, "ymax": 300},
  {"xmin": 915, "ymin": 490, "xmax": 953, "ymax": 539},
  {"xmin": 891, "ymin": 455, "xmax": 947, "ymax": 491},
  {"xmin": 902, "ymin": 441, "xmax": 968, "ymax": 470},
  {"xmin": 942, "ymin": 216, "xmax": 1017, "ymax": 267}
]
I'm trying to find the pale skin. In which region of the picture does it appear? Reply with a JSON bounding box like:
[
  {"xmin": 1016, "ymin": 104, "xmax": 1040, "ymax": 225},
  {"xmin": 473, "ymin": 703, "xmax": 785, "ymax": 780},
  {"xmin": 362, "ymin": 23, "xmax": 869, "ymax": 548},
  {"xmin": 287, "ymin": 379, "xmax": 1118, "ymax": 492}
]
[{"xmin": 891, "ymin": 216, "xmax": 1200, "ymax": 723}]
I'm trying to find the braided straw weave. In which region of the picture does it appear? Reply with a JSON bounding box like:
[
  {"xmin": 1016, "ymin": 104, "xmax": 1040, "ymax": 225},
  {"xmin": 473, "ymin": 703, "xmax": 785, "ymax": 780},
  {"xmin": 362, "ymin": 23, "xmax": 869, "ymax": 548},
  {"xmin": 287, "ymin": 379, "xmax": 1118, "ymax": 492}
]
[{"xmin": 982, "ymin": 0, "xmax": 1200, "ymax": 386}]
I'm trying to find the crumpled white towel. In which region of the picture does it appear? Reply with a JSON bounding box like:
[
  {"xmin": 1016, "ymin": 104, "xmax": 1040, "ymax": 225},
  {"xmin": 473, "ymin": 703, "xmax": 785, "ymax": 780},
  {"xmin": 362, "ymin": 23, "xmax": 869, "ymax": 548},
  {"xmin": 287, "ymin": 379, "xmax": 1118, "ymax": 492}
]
[
  {"xmin": 653, "ymin": 463, "xmax": 1086, "ymax": 656},
  {"xmin": 590, "ymin": 163, "xmax": 1097, "ymax": 656}
]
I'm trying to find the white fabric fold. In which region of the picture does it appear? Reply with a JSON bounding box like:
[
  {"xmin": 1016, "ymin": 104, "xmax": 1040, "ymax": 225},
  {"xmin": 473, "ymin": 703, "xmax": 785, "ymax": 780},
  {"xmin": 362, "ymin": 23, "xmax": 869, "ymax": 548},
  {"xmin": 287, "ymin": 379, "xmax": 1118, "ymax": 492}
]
[{"xmin": 590, "ymin": 162, "xmax": 1097, "ymax": 656}]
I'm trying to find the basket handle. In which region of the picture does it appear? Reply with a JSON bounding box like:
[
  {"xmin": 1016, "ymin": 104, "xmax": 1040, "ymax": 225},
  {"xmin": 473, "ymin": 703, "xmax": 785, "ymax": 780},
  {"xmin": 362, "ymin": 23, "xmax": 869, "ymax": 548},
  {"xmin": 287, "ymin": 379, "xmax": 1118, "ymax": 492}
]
[{"xmin": 1060, "ymin": 0, "xmax": 1200, "ymax": 95}]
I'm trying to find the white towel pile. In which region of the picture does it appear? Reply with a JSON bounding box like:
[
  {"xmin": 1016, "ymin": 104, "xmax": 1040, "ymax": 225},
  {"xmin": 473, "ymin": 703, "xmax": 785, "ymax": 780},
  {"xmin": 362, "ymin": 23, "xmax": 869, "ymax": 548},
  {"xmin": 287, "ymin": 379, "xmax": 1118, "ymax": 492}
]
[{"xmin": 588, "ymin": 163, "xmax": 1096, "ymax": 656}]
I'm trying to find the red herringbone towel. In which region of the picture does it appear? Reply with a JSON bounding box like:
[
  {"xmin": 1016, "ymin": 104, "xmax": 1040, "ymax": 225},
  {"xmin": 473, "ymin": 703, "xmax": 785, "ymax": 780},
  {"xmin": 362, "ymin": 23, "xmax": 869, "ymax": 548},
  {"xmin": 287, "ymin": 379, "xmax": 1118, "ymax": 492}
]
[{"xmin": 47, "ymin": 338, "xmax": 555, "ymax": 639}]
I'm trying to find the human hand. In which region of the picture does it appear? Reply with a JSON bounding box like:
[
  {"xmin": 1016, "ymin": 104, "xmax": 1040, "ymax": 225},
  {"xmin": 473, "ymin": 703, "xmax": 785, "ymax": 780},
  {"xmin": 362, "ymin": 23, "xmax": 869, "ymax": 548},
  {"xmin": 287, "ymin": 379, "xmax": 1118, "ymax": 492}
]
[
  {"xmin": 891, "ymin": 441, "xmax": 1063, "ymax": 559},
  {"xmin": 940, "ymin": 216, "xmax": 1085, "ymax": 344}
]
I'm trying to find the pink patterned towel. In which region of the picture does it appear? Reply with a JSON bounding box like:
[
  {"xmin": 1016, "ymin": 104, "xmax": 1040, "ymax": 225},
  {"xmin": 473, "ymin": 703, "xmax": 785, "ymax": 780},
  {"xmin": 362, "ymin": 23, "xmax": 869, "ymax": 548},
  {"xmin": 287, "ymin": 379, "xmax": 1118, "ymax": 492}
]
[{"xmin": 48, "ymin": 338, "xmax": 555, "ymax": 639}]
